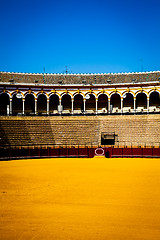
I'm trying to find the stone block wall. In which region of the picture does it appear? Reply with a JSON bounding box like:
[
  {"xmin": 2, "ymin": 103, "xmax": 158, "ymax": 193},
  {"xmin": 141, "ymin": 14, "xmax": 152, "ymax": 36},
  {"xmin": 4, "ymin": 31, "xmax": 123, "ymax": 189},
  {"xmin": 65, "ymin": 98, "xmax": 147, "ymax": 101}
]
[
  {"xmin": 0, "ymin": 115, "xmax": 160, "ymax": 148},
  {"xmin": 99, "ymin": 115, "xmax": 160, "ymax": 147}
]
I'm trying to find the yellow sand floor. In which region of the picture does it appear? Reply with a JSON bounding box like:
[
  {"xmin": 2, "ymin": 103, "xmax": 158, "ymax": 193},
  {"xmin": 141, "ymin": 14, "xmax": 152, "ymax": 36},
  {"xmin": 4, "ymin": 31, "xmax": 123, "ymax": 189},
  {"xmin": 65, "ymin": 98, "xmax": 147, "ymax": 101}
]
[{"xmin": 0, "ymin": 157, "xmax": 160, "ymax": 240}]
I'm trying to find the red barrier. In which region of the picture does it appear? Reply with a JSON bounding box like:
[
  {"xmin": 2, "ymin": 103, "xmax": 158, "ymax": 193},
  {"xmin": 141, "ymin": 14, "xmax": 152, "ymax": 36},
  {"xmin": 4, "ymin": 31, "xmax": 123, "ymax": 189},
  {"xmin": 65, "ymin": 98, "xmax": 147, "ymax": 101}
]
[
  {"xmin": 78, "ymin": 148, "xmax": 88, "ymax": 157},
  {"xmin": 122, "ymin": 148, "xmax": 132, "ymax": 157},
  {"xmin": 60, "ymin": 148, "xmax": 68, "ymax": 157},
  {"xmin": 68, "ymin": 147, "xmax": 78, "ymax": 157},
  {"xmin": 1, "ymin": 146, "xmax": 160, "ymax": 160},
  {"xmin": 88, "ymin": 148, "xmax": 95, "ymax": 158},
  {"xmin": 142, "ymin": 148, "xmax": 153, "ymax": 157},
  {"xmin": 29, "ymin": 148, "xmax": 40, "ymax": 157},
  {"xmin": 40, "ymin": 148, "xmax": 48, "ymax": 157},
  {"xmin": 112, "ymin": 148, "xmax": 123, "ymax": 157},
  {"xmin": 50, "ymin": 148, "xmax": 60, "ymax": 157},
  {"xmin": 153, "ymin": 148, "xmax": 160, "ymax": 157},
  {"xmin": 20, "ymin": 148, "xmax": 30, "ymax": 158},
  {"xmin": 132, "ymin": 148, "xmax": 143, "ymax": 157},
  {"xmin": 103, "ymin": 148, "xmax": 112, "ymax": 158}
]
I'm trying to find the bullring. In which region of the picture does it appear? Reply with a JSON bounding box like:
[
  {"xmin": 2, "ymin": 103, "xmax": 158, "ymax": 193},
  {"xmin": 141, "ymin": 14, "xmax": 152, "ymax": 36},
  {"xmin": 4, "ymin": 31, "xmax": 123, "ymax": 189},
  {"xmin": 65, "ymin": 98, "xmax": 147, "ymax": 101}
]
[{"xmin": 0, "ymin": 71, "xmax": 160, "ymax": 158}]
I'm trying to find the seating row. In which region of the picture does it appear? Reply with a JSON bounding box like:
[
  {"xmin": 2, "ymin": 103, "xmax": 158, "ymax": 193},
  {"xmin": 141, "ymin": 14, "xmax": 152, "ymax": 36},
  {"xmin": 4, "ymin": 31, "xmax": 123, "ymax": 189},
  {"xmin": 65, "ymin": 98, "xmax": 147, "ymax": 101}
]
[{"xmin": 0, "ymin": 115, "xmax": 159, "ymax": 148}]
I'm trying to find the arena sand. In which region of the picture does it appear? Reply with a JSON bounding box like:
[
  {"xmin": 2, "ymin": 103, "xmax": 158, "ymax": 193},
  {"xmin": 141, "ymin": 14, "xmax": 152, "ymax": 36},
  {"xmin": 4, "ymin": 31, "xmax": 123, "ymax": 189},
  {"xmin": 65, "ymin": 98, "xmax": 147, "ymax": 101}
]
[{"xmin": 0, "ymin": 157, "xmax": 160, "ymax": 240}]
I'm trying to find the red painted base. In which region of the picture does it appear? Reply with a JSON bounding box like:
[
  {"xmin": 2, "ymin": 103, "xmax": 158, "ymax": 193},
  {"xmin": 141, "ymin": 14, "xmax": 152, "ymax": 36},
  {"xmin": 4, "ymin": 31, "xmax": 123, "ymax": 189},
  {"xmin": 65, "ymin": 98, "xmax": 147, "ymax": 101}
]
[{"xmin": 0, "ymin": 146, "xmax": 160, "ymax": 160}]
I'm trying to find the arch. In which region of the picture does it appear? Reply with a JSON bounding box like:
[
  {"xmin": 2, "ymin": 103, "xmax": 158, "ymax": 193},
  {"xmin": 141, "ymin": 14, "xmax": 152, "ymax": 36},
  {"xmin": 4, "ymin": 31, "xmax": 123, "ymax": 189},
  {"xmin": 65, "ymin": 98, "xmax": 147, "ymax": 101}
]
[
  {"xmin": 136, "ymin": 92, "xmax": 147, "ymax": 108},
  {"xmin": 24, "ymin": 91, "xmax": 36, "ymax": 98},
  {"xmin": 123, "ymin": 92, "xmax": 134, "ymax": 109},
  {"xmin": 37, "ymin": 93, "xmax": 47, "ymax": 115},
  {"xmin": 85, "ymin": 93, "xmax": 96, "ymax": 112},
  {"xmin": 98, "ymin": 94, "xmax": 108, "ymax": 111},
  {"xmin": 73, "ymin": 92, "xmax": 85, "ymax": 98},
  {"xmin": 12, "ymin": 91, "xmax": 25, "ymax": 98},
  {"xmin": 74, "ymin": 94, "xmax": 84, "ymax": 112},
  {"xmin": 61, "ymin": 92, "xmax": 73, "ymax": 99},
  {"xmin": 49, "ymin": 94, "xmax": 59, "ymax": 113},
  {"xmin": 49, "ymin": 92, "xmax": 60, "ymax": 98},
  {"xmin": 25, "ymin": 94, "xmax": 35, "ymax": 115},
  {"xmin": 61, "ymin": 94, "xmax": 72, "ymax": 112},
  {"xmin": 37, "ymin": 91, "xmax": 49, "ymax": 98},
  {"xmin": 0, "ymin": 93, "xmax": 10, "ymax": 115},
  {"xmin": 85, "ymin": 92, "xmax": 97, "ymax": 99},
  {"xmin": 12, "ymin": 93, "xmax": 23, "ymax": 115},
  {"xmin": 0, "ymin": 90, "xmax": 11, "ymax": 97},
  {"xmin": 97, "ymin": 92, "xmax": 109, "ymax": 98},
  {"xmin": 149, "ymin": 89, "xmax": 160, "ymax": 96},
  {"xmin": 110, "ymin": 91, "xmax": 122, "ymax": 98},
  {"xmin": 149, "ymin": 91, "xmax": 160, "ymax": 108},
  {"xmin": 122, "ymin": 90, "xmax": 135, "ymax": 98},
  {"xmin": 110, "ymin": 93, "xmax": 121, "ymax": 109},
  {"xmin": 135, "ymin": 90, "xmax": 148, "ymax": 98}
]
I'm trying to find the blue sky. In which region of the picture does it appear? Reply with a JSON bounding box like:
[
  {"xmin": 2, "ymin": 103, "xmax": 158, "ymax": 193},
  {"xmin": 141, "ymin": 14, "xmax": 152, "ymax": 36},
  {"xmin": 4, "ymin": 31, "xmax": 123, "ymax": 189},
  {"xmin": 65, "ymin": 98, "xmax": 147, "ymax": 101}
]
[{"xmin": 0, "ymin": 0, "xmax": 160, "ymax": 74}]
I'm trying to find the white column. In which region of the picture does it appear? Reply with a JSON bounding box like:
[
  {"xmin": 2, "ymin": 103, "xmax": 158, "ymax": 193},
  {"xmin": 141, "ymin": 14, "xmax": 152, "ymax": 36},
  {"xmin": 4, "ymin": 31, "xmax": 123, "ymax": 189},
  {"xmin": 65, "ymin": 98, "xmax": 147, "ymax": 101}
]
[
  {"xmin": 7, "ymin": 105, "xmax": 9, "ymax": 116},
  {"xmin": 35, "ymin": 99, "xmax": 37, "ymax": 115},
  {"xmin": 22, "ymin": 98, "xmax": 25, "ymax": 115},
  {"xmin": 108, "ymin": 98, "xmax": 110, "ymax": 114},
  {"xmin": 134, "ymin": 97, "xmax": 136, "ymax": 113},
  {"xmin": 83, "ymin": 99, "xmax": 86, "ymax": 113},
  {"xmin": 47, "ymin": 99, "xmax": 49, "ymax": 115},
  {"xmin": 71, "ymin": 98, "xmax": 74, "ymax": 114},
  {"xmin": 59, "ymin": 99, "xmax": 62, "ymax": 114},
  {"xmin": 147, "ymin": 97, "xmax": 149, "ymax": 113},
  {"xmin": 10, "ymin": 98, "xmax": 12, "ymax": 115},
  {"xmin": 96, "ymin": 98, "xmax": 98, "ymax": 114},
  {"xmin": 121, "ymin": 97, "xmax": 123, "ymax": 114}
]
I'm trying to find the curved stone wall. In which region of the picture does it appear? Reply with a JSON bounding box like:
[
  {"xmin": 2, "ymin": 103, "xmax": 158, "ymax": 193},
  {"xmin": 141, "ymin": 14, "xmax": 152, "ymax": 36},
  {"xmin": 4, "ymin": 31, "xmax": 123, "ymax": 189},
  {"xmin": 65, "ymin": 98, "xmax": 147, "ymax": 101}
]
[
  {"xmin": 0, "ymin": 71, "xmax": 160, "ymax": 115},
  {"xmin": 0, "ymin": 115, "xmax": 160, "ymax": 147}
]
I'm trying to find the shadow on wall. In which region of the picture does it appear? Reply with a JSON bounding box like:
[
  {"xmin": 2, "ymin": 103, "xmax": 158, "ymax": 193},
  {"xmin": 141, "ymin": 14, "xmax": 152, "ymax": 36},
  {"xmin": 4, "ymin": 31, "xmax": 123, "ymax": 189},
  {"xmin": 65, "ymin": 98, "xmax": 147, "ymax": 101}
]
[{"xmin": 0, "ymin": 121, "xmax": 10, "ymax": 147}]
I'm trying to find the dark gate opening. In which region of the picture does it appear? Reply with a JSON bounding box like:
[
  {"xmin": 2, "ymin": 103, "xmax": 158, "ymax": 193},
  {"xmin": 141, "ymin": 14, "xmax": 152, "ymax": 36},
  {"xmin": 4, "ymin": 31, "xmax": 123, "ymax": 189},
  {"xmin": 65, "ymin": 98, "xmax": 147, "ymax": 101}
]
[
  {"xmin": 101, "ymin": 132, "xmax": 117, "ymax": 145},
  {"xmin": 105, "ymin": 151, "xmax": 110, "ymax": 158}
]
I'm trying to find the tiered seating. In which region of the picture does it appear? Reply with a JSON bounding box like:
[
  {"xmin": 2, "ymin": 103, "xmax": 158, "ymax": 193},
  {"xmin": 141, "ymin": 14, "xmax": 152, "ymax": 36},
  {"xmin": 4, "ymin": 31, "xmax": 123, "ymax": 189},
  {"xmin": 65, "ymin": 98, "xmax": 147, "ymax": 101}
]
[
  {"xmin": 0, "ymin": 120, "xmax": 31, "ymax": 146},
  {"xmin": 0, "ymin": 118, "xmax": 54, "ymax": 146},
  {"xmin": 49, "ymin": 118, "xmax": 99, "ymax": 146},
  {"xmin": 25, "ymin": 119, "xmax": 55, "ymax": 145},
  {"xmin": 100, "ymin": 115, "xmax": 160, "ymax": 147},
  {"xmin": 0, "ymin": 115, "xmax": 159, "ymax": 148},
  {"xmin": 0, "ymin": 116, "xmax": 100, "ymax": 147}
]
